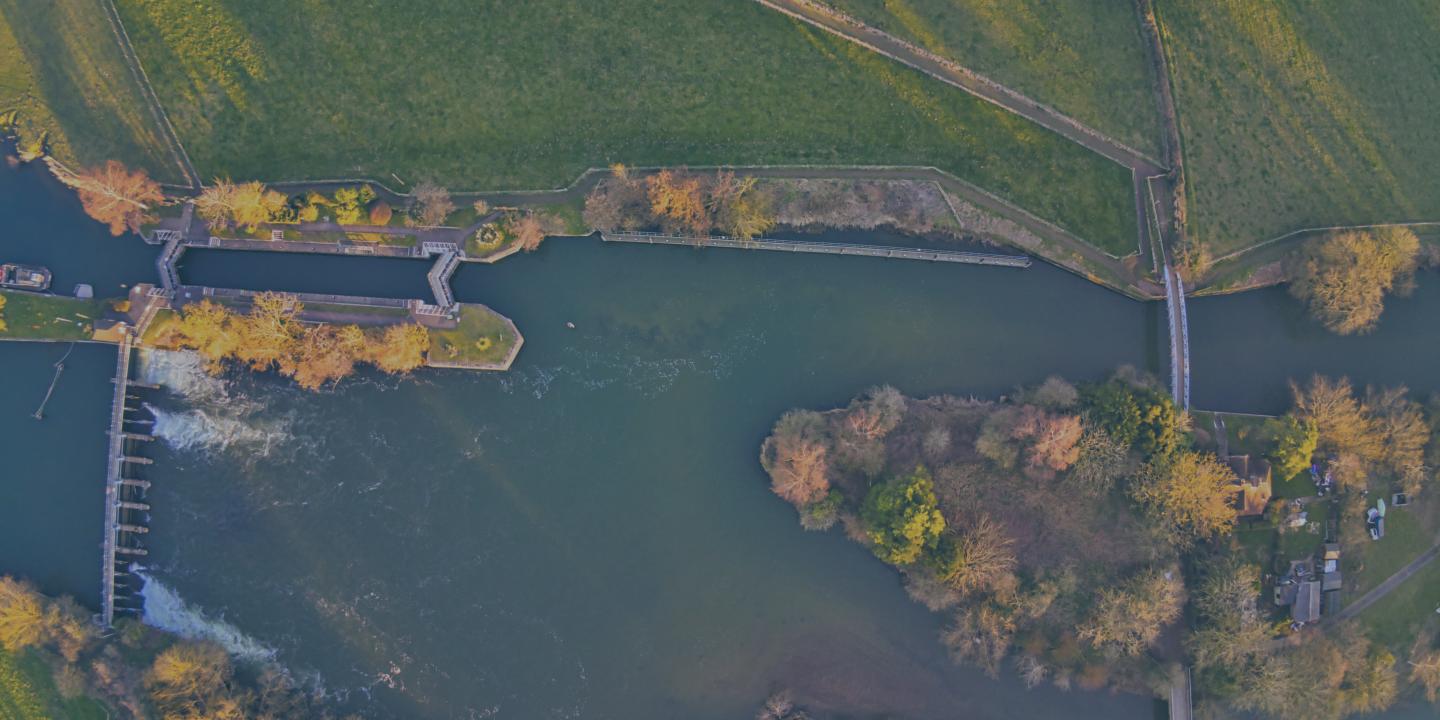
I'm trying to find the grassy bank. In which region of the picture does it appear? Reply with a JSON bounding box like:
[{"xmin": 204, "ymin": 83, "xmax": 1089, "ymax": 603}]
[
  {"xmin": 824, "ymin": 0, "xmax": 1163, "ymax": 160},
  {"xmin": 1158, "ymin": 0, "xmax": 1440, "ymax": 256},
  {"xmin": 111, "ymin": 0, "xmax": 1135, "ymax": 249},
  {"xmin": 0, "ymin": 649, "xmax": 106, "ymax": 720},
  {"xmin": 0, "ymin": 0, "xmax": 178, "ymax": 180},
  {"xmin": 0, "ymin": 291, "xmax": 103, "ymax": 341},
  {"xmin": 428, "ymin": 304, "xmax": 520, "ymax": 368}
]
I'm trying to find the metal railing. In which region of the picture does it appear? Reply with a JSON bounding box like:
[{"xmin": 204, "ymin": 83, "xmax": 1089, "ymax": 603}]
[{"xmin": 603, "ymin": 231, "xmax": 1030, "ymax": 267}]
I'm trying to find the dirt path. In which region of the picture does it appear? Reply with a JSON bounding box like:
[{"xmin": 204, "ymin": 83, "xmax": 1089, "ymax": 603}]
[
  {"xmin": 754, "ymin": 0, "xmax": 1164, "ymax": 174},
  {"xmin": 752, "ymin": 0, "xmax": 1169, "ymax": 283}
]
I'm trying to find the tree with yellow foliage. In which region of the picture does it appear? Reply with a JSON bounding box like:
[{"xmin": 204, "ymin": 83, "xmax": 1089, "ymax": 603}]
[
  {"xmin": 146, "ymin": 641, "xmax": 238, "ymax": 719},
  {"xmin": 1289, "ymin": 227, "xmax": 1420, "ymax": 335},
  {"xmin": 232, "ymin": 293, "xmax": 304, "ymax": 371},
  {"xmin": 172, "ymin": 300, "xmax": 238, "ymax": 370},
  {"xmin": 646, "ymin": 169, "xmax": 708, "ymax": 236},
  {"xmin": 71, "ymin": 160, "xmax": 165, "ymax": 236},
  {"xmin": 196, "ymin": 179, "xmax": 287, "ymax": 231},
  {"xmin": 0, "ymin": 294, "xmax": 7, "ymax": 333},
  {"xmin": 708, "ymin": 171, "xmax": 775, "ymax": 242},
  {"xmin": 1410, "ymin": 646, "xmax": 1440, "ymax": 704},
  {"xmin": 1130, "ymin": 449, "xmax": 1237, "ymax": 545},
  {"xmin": 367, "ymin": 323, "xmax": 429, "ymax": 373},
  {"xmin": 0, "ymin": 576, "xmax": 46, "ymax": 652}
]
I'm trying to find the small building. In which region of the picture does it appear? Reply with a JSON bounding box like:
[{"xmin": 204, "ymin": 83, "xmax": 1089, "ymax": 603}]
[
  {"xmin": 1293, "ymin": 580, "xmax": 1322, "ymax": 623},
  {"xmin": 1227, "ymin": 454, "xmax": 1273, "ymax": 517},
  {"xmin": 1321, "ymin": 543, "xmax": 1342, "ymax": 591}
]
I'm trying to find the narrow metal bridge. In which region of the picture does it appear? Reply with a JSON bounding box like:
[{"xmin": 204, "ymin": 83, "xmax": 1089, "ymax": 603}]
[
  {"xmin": 1163, "ymin": 264, "xmax": 1191, "ymax": 409},
  {"xmin": 603, "ymin": 231, "xmax": 1031, "ymax": 267}
]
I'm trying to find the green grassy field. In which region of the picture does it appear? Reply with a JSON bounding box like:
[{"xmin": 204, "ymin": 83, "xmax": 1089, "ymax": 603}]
[
  {"xmin": 824, "ymin": 0, "xmax": 1163, "ymax": 160},
  {"xmin": 109, "ymin": 0, "xmax": 1135, "ymax": 250},
  {"xmin": 1158, "ymin": 0, "xmax": 1440, "ymax": 256},
  {"xmin": 0, "ymin": 0, "xmax": 179, "ymax": 181},
  {"xmin": 0, "ymin": 649, "xmax": 108, "ymax": 720},
  {"xmin": 0, "ymin": 291, "xmax": 104, "ymax": 341}
]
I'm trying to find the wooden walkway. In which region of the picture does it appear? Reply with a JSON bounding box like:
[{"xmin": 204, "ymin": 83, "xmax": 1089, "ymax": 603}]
[
  {"xmin": 99, "ymin": 335, "xmax": 133, "ymax": 628},
  {"xmin": 603, "ymin": 231, "xmax": 1030, "ymax": 267}
]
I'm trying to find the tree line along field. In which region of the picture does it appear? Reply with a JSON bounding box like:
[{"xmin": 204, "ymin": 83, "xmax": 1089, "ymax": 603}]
[
  {"xmin": 823, "ymin": 0, "xmax": 1165, "ymax": 162},
  {"xmin": 0, "ymin": 0, "xmax": 180, "ymax": 183},
  {"xmin": 105, "ymin": 0, "xmax": 1136, "ymax": 252},
  {"xmin": 1158, "ymin": 0, "xmax": 1440, "ymax": 256}
]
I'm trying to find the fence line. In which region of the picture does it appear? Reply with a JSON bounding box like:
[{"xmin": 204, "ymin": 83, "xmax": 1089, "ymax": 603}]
[{"xmin": 602, "ymin": 231, "xmax": 1030, "ymax": 267}]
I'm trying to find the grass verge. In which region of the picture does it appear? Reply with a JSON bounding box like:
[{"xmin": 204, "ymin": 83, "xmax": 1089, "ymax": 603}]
[{"xmin": 113, "ymin": 0, "xmax": 1135, "ymax": 250}]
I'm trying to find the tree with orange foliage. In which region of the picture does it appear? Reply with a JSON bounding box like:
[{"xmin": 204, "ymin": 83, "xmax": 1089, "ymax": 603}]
[
  {"xmin": 71, "ymin": 160, "xmax": 164, "ymax": 236},
  {"xmin": 646, "ymin": 169, "xmax": 709, "ymax": 235},
  {"xmin": 505, "ymin": 211, "xmax": 567, "ymax": 252},
  {"xmin": 761, "ymin": 410, "xmax": 831, "ymax": 507},
  {"xmin": 282, "ymin": 324, "xmax": 367, "ymax": 390},
  {"xmin": 367, "ymin": 323, "xmax": 429, "ymax": 373}
]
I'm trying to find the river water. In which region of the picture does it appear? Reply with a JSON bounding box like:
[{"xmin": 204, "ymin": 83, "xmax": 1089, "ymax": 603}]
[{"xmin": 2, "ymin": 161, "xmax": 1437, "ymax": 718}]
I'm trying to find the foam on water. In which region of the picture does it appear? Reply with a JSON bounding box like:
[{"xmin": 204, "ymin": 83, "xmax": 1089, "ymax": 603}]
[
  {"xmin": 137, "ymin": 570, "xmax": 277, "ymax": 663},
  {"xmin": 137, "ymin": 349, "xmax": 227, "ymax": 403},
  {"xmin": 148, "ymin": 404, "xmax": 291, "ymax": 456},
  {"xmin": 137, "ymin": 349, "xmax": 296, "ymax": 457}
]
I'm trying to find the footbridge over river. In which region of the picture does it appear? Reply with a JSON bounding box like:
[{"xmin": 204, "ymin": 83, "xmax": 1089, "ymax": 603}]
[{"xmin": 1164, "ymin": 264, "xmax": 1191, "ymax": 410}]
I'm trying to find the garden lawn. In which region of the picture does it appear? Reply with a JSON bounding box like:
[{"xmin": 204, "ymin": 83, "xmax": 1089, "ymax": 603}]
[
  {"xmin": 0, "ymin": 291, "xmax": 103, "ymax": 341},
  {"xmin": 428, "ymin": 304, "xmax": 519, "ymax": 368},
  {"xmin": 0, "ymin": 0, "xmax": 179, "ymax": 181},
  {"xmin": 1358, "ymin": 557, "xmax": 1440, "ymax": 652},
  {"xmin": 1345, "ymin": 507, "xmax": 1430, "ymax": 603},
  {"xmin": 112, "ymin": 0, "xmax": 1135, "ymax": 251},
  {"xmin": 824, "ymin": 0, "xmax": 1163, "ymax": 160},
  {"xmin": 1158, "ymin": 0, "xmax": 1440, "ymax": 255}
]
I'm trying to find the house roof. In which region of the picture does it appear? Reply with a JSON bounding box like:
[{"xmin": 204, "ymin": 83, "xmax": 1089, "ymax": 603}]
[
  {"xmin": 1322, "ymin": 571, "xmax": 1343, "ymax": 592},
  {"xmin": 1293, "ymin": 581, "xmax": 1322, "ymax": 623}
]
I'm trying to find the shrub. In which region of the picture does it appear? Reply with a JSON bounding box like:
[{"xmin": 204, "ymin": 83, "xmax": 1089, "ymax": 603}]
[
  {"xmin": 368, "ymin": 200, "xmax": 393, "ymax": 225},
  {"xmin": 861, "ymin": 466, "xmax": 945, "ymax": 565}
]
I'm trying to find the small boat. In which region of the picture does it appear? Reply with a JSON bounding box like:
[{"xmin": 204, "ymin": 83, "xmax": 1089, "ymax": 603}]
[{"xmin": 1, "ymin": 263, "xmax": 51, "ymax": 291}]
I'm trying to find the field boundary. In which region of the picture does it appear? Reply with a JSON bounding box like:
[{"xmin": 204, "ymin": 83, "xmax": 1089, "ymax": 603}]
[
  {"xmin": 96, "ymin": 0, "xmax": 199, "ymax": 189},
  {"xmin": 1211, "ymin": 220, "xmax": 1440, "ymax": 264},
  {"xmin": 758, "ymin": 0, "xmax": 1164, "ymax": 171}
]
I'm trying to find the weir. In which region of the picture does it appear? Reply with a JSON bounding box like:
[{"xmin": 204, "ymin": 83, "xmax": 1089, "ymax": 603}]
[
  {"xmin": 99, "ymin": 335, "xmax": 133, "ymax": 627},
  {"xmin": 602, "ymin": 231, "xmax": 1032, "ymax": 267}
]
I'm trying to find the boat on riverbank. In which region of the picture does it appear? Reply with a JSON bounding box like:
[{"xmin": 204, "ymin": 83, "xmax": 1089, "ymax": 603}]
[{"xmin": 1, "ymin": 262, "xmax": 50, "ymax": 291}]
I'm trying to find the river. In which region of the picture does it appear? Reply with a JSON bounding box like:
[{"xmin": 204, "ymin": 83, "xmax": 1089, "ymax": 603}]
[{"xmin": 2, "ymin": 160, "xmax": 1437, "ymax": 718}]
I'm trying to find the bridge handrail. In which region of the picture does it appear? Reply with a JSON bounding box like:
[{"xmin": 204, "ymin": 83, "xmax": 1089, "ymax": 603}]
[{"xmin": 603, "ymin": 231, "xmax": 1030, "ymax": 267}]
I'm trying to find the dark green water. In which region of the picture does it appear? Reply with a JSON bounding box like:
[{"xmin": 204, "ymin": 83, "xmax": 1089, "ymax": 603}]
[{"xmin": 4, "ymin": 162, "xmax": 1439, "ymax": 718}]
